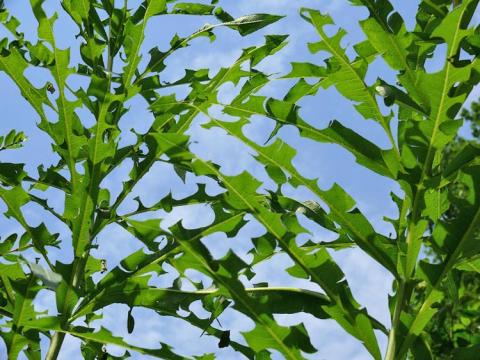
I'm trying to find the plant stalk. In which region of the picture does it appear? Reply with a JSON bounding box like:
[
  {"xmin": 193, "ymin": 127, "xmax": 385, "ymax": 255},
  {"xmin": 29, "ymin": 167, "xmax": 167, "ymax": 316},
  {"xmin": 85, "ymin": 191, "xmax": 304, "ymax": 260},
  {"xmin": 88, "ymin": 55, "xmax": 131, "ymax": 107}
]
[
  {"xmin": 45, "ymin": 332, "xmax": 65, "ymax": 360},
  {"xmin": 45, "ymin": 10, "xmax": 117, "ymax": 358},
  {"xmin": 385, "ymin": 281, "xmax": 406, "ymax": 360},
  {"xmin": 44, "ymin": 255, "xmax": 86, "ymax": 360}
]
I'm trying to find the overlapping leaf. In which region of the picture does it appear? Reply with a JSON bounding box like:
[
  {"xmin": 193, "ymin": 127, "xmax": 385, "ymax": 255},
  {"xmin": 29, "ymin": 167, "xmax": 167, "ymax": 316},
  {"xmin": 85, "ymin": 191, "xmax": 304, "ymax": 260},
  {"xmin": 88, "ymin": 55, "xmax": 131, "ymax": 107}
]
[{"xmin": 0, "ymin": 0, "xmax": 479, "ymax": 359}]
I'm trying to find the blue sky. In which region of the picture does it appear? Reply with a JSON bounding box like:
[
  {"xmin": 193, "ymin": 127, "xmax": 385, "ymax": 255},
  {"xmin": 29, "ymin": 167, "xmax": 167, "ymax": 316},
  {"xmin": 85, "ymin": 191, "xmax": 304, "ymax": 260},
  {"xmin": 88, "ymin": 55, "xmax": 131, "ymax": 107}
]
[{"xmin": 0, "ymin": 1, "xmax": 479, "ymax": 359}]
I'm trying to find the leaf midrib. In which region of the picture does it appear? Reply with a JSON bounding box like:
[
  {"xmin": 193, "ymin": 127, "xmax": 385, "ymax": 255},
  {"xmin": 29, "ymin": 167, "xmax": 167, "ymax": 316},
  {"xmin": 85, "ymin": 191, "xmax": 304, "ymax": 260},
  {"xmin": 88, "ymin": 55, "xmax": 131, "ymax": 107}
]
[
  {"xmin": 361, "ymin": 0, "xmax": 424, "ymax": 105},
  {"xmin": 206, "ymin": 114, "xmax": 397, "ymax": 278},
  {"xmin": 157, "ymin": 132, "xmax": 386, "ymax": 360},
  {"xmin": 220, "ymin": 101, "xmax": 392, "ymax": 177},
  {"xmin": 74, "ymin": 211, "xmax": 247, "ymax": 319},
  {"xmin": 176, "ymin": 234, "xmax": 302, "ymax": 360},
  {"xmin": 314, "ymin": 17, "xmax": 396, "ymax": 147}
]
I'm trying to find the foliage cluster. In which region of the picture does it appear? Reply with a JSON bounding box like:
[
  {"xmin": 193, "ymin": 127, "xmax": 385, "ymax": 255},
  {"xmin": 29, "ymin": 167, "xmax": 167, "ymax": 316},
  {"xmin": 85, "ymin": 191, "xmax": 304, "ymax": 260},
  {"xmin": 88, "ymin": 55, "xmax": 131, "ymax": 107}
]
[{"xmin": 0, "ymin": 0, "xmax": 479, "ymax": 359}]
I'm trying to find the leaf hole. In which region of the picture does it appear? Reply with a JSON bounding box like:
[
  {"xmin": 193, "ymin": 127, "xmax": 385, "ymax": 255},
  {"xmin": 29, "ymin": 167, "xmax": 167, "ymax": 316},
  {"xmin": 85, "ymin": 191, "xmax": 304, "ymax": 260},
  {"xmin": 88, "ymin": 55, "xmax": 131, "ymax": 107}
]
[{"xmin": 424, "ymin": 43, "xmax": 447, "ymax": 73}]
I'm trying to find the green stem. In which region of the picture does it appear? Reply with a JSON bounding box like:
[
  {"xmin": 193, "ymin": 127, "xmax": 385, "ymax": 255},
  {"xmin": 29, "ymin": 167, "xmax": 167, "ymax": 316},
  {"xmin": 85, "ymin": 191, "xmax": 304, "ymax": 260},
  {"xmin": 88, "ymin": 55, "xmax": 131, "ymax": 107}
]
[
  {"xmin": 397, "ymin": 205, "xmax": 480, "ymax": 357},
  {"xmin": 45, "ymin": 333, "xmax": 65, "ymax": 360},
  {"xmin": 44, "ymin": 254, "xmax": 86, "ymax": 359},
  {"xmin": 385, "ymin": 281, "xmax": 406, "ymax": 360},
  {"xmin": 45, "ymin": 8, "xmax": 117, "ymax": 360}
]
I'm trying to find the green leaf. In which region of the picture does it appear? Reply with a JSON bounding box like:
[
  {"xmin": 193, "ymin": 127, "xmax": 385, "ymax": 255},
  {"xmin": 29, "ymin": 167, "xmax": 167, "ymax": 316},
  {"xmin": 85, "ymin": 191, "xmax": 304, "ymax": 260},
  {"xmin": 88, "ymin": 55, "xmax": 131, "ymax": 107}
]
[
  {"xmin": 222, "ymin": 91, "xmax": 395, "ymax": 178},
  {"xmin": 3, "ymin": 0, "xmax": 479, "ymax": 358},
  {"xmin": 398, "ymin": 165, "xmax": 480, "ymax": 356},
  {"xmin": 223, "ymin": 14, "xmax": 284, "ymax": 36},
  {"xmin": 203, "ymin": 116, "xmax": 398, "ymax": 278},
  {"xmin": 299, "ymin": 7, "xmax": 397, "ymax": 150},
  {"xmin": 354, "ymin": 0, "xmax": 429, "ymax": 108},
  {"xmin": 1, "ymin": 274, "xmax": 41, "ymax": 359},
  {"xmin": 154, "ymin": 134, "xmax": 384, "ymax": 359},
  {"xmin": 23, "ymin": 316, "xmax": 186, "ymax": 359},
  {"xmin": 123, "ymin": 0, "xmax": 167, "ymax": 90},
  {"xmin": 169, "ymin": 230, "xmax": 317, "ymax": 359},
  {"xmin": 455, "ymin": 257, "xmax": 480, "ymax": 273},
  {"xmin": 0, "ymin": 47, "xmax": 54, "ymax": 122},
  {"xmin": 172, "ymin": 3, "xmax": 215, "ymax": 15},
  {"xmin": 0, "ymin": 130, "xmax": 26, "ymax": 151}
]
